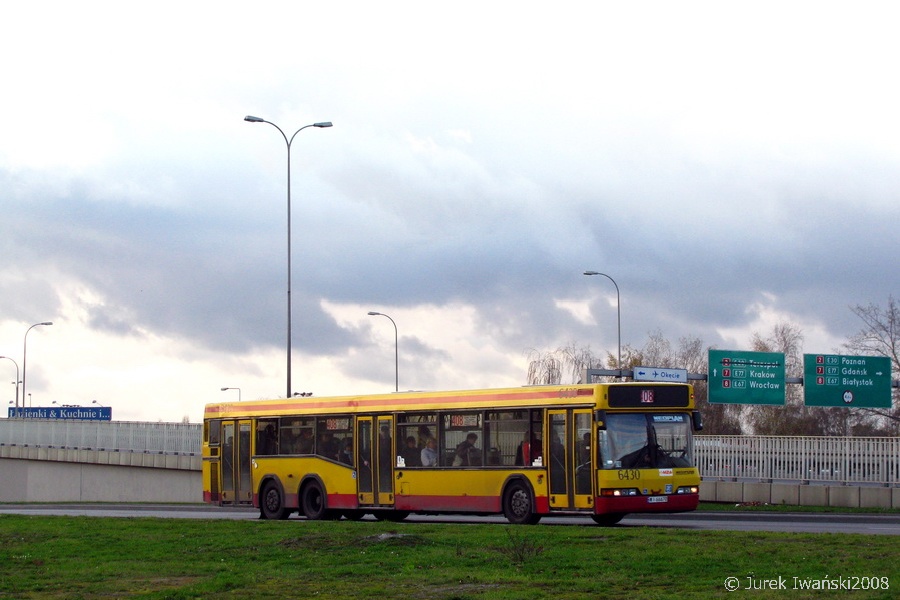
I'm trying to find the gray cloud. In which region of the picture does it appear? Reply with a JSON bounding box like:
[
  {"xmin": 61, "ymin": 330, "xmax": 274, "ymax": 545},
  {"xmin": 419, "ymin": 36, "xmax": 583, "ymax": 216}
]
[{"xmin": 2, "ymin": 4, "xmax": 898, "ymax": 417}]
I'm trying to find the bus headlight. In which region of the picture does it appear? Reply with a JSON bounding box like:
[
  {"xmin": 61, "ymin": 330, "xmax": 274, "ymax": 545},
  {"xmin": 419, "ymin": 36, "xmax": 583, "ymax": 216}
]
[
  {"xmin": 600, "ymin": 488, "xmax": 640, "ymax": 497},
  {"xmin": 676, "ymin": 486, "xmax": 699, "ymax": 494}
]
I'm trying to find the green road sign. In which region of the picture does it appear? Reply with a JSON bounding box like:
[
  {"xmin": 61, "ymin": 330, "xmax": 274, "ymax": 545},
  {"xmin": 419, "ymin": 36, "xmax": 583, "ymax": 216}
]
[
  {"xmin": 708, "ymin": 349, "xmax": 786, "ymax": 405},
  {"xmin": 803, "ymin": 354, "xmax": 892, "ymax": 408}
]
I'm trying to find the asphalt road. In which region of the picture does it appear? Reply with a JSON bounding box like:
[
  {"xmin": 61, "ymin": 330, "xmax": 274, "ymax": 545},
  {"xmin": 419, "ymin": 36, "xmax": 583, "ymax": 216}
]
[{"xmin": 1, "ymin": 503, "xmax": 898, "ymax": 535}]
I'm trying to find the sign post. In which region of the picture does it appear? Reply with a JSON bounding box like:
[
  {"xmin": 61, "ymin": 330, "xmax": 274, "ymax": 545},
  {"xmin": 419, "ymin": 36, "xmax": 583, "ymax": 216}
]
[
  {"xmin": 708, "ymin": 349, "xmax": 786, "ymax": 405},
  {"xmin": 803, "ymin": 354, "xmax": 892, "ymax": 408},
  {"xmin": 6, "ymin": 406, "xmax": 112, "ymax": 420},
  {"xmin": 633, "ymin": 366, "xmax": 688, "ymax": 383}
]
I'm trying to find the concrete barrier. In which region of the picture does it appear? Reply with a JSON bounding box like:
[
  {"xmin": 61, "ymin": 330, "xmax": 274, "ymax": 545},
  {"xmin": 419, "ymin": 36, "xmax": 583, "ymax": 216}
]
[
  {"xmin": 828, "ymin": 486, "xmax": 860, "ymax": 508},
  {"xmin": 0, "ymin": 458, "xmax": 202, "ymax": 503},
  {"xmin": 699, "ymin": 480, "xmax": 897, "ymax": 509},
  {"xmin": 1, "ymin": 447, "xmax": 897, "ymax": 507},
  {"xmin": 860, "ymin": 487, "xmax": 892, "ymax": 509},
  {"xmin": 770, "ymin": 484, "xmax": 799, "ymax": 506}
]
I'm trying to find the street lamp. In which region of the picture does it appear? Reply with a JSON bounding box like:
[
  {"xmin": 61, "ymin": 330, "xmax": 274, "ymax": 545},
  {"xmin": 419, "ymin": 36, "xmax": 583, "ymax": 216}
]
[
  {"xmin": 245, "ymin": 115, "xmax": 333, "ymax": 398},
  {"xmin": 220, "ymin": 387, "xmax": 241, "ymax": 402},
  {"xmin": 22, "ymin": 321, "xmax": 52, "ymax": 417},
  {"xmin": 368, "ymin": 311, "xmax": 399, "ymax": 392},
  {"xmin": 0, "ymin": 356, "xmax": 19, "ymax": 415},
  {"xmin": 583, "ymin": 272, "xmax": 622, "ymax": 376},
  {"xmin": 92, "ymin": 400, "xmax": 104, "ymax": 407}
]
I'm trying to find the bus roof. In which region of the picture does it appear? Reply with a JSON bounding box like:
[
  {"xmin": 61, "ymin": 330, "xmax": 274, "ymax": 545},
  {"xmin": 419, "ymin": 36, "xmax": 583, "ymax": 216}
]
[{"xmin": 203, "ymin": 382, "xmax": 693, "ymax": 419}]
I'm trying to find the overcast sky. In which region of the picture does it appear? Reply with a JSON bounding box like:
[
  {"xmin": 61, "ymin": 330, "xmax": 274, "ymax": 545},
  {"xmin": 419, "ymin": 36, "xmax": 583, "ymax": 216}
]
[{"xmin": 2, "ymin": 2, "xmax": 897, "ymax": 422}]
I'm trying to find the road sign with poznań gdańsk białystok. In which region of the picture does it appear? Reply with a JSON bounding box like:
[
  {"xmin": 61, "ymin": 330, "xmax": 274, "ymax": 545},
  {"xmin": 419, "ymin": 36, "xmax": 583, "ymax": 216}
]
[
  {"xmin": 803, "ymin": 354, "xmax": 892, "ymax": 408},
  {"xmin": 708, "ymin": 350, "xmax": 786, "ymax": 405}
]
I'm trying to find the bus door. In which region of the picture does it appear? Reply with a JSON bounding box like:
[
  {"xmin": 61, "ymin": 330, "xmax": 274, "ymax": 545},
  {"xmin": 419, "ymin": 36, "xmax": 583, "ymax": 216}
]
[
  {"xmin": 220, "ymin": 419, "xmax": 253, "ymax": 504},
  {"xmin": 547, "ymin": 409, "xmax": 594, "ymax": 510},
  {"xmin": 376, "ymin": 416, "xmax": 395, "ymax": 506},
  {"xmin": 356, "ymin": 416, "xmax": 396, "ymax": 507},
  {"xmin": 356, "ymin": 417, "xmax": 374, "ymax": 504}
]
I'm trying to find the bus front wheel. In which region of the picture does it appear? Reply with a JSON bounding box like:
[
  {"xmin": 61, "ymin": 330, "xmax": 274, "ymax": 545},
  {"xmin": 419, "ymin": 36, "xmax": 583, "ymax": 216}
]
[
  {"xmin": 503, "ymin": 481, "xmax": 540, "ymax": 525},
  {"xmin": 591, "ymin": 513, "xmax": 625, "ymax": 526},
  {"xmin": 374, "ymin": 510, "xmax": 410, "ymax": 522},
  {"xmin": 260, "ymin": 481, "xmax": 292, "ymax": 520},
  {"xmin": 301, "ymin": 482, "xmax": 328, "ymax": 520}
]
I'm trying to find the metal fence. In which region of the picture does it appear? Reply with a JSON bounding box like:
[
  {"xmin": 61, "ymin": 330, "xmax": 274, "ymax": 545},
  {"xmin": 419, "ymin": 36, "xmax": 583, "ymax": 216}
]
[
  {"xmin": 2, "ymin": 420, "xmax": 898, "ymax": 486},
  {"xmin": 696, "ymin": 435, "xmax": 900, "ymax": 486},
  {"xmin": 0, "ymin": 419, "xmax": 201, "ymax": 455}
]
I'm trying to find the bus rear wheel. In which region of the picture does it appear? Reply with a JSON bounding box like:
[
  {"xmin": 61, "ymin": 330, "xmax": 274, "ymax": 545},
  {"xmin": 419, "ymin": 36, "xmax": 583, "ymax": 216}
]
[
  {"xmin": 503, "ymin": 481, "xmax": 540, "ymax": 525},
  {"xmin": 591, "ymin": 513, "xmax": 625, "ymax": 526},
  {"xmin": 260, "ymin": 481, "xmax": 292, "ymax": 520},
  {"xmin": 301, "ymin": 482, "xmax": 329, "ymax": 520}
]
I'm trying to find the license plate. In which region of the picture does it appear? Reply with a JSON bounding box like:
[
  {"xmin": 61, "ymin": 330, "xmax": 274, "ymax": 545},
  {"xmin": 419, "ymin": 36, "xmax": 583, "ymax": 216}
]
[{"xmin": 647, "ymin": 496, "xmax": 668, "ymax": 503}]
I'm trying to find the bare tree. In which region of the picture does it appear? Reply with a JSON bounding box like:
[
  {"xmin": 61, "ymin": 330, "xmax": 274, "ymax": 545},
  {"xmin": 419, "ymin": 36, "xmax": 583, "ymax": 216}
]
[
  {"xmin": 745, "ymin": 322, "xmax": 812, "ymax": 434},
  {"xmin": 744, "ymin": 322, "xmax": 858, "ymax": 435},
  {"xmin": 525, "ymin": 349, "xmax": 562, "ymax": 385},
  {"xmin": 843, "ymin": 296, "xmax": 899, "ymax": 435},
  {"xmin": 559, "ymin": 342, "xmax": 604, "ymax": 383}
]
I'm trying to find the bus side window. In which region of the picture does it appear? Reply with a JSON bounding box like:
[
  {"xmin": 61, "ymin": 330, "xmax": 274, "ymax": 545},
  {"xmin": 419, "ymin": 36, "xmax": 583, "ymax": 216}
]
[
  {"xmin": 207, "ymin": 420, "xmax": 221, "ymax": 446},
  {"xmin": 257, "ymin": 420, "xmax": 278, "ymax": 455}
]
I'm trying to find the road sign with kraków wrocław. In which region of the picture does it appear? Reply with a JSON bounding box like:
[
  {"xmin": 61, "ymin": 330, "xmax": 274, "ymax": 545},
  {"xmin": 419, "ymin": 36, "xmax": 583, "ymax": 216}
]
[{"xmin": 708, "ymin": 349, "xmax": 786, "ymax": 405}]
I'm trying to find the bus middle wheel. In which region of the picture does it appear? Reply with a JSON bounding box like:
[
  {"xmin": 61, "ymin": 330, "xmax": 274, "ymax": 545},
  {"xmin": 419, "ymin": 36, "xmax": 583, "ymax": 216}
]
[
  {"xmin": 301, "ymin": 482, "xmax": 329, "ymax": 520},
  {"xmin": 503, "ymin": 481, "xmax": 540, "ymax": 525}
]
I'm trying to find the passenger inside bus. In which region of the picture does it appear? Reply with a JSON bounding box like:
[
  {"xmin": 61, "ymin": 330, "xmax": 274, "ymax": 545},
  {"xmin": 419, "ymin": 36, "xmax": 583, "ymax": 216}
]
[
  {"xmin": 417, "ymin": 425, "xmax": 435, "ymax": 448},
  {"xmin": 400, "ymin": 436, "xmax": 421, "ymax": 467},
  {"xmin": 340, "ymin": 439, "xmax": 353, "ymax": 465},
  {"xmin": 453, "ymin": 433, "xmax": 480, "ymax": 466},
  {"xmin": 257, "ymin": 424, "xmax": 278, "ymax": 456},
  {"xmin": 421, "ymin": 437, "xmax": 438, "ymax": 466},
  {"xmin": 318, "ymin": 432, "xmax": 340, "ymax": 461},
  {"xmin": 296, "ymin": 429, "xmax": 315, "ymax": 454},
  {"xmin": 515, "ymin": 431, "xmax": 543, "ymax": 466}
]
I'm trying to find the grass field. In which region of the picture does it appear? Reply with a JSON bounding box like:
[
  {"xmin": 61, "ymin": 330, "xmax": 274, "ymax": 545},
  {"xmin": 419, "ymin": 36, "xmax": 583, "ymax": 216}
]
[{"xmin": 1, "ymin": 514, "xmax": 897, "ymax": 599}]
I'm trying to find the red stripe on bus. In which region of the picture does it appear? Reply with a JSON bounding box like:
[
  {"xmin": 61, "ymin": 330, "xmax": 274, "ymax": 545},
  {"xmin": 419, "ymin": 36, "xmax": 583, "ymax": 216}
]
[
  {"xmin": 205, "ymin": 388, "xmax": 597, "ymax": 415},
  {"xmin": 325, "ymin": 493, "xmax": 359, "ymax": 510},
  {"xmin": 394, "ymin": 494, "xmax": 501, "ymax": 513}
]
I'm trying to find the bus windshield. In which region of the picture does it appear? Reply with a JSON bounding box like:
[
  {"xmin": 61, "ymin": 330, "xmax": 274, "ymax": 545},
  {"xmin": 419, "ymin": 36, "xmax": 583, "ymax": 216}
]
[{"xmin": 599, "ymin": 413, "xmax": 692, "ymax": 469}]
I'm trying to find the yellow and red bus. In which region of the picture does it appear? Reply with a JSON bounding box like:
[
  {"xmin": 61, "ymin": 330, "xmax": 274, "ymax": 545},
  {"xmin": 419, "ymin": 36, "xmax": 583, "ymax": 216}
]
[{"xmin": 202, "ymin": 382, "xmax": 702, "ymax": 525}]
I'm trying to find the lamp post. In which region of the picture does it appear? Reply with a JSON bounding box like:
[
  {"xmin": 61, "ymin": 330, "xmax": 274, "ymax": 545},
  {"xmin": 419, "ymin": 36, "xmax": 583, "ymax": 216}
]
[
  {"xmin": 245, "ymin": 115, "xmax": 332, "ymax": 399},
  {"xmin": 0, "ymin": 356, "xmax": 19, "ymax": 415},
  {"xmin": 22, "ymin": 321, "xmax": 52, "ymax": 417},
  {"xmin": 220, "ymin": 387, "xmax": 241, "ymax": 402},
  {"xmin": 367, "ymin": 311, "xmax": 399, "ymax": 392},
  {"xmin": 583, "ymin": 271, "xmax": 622, "ymax": 376}
]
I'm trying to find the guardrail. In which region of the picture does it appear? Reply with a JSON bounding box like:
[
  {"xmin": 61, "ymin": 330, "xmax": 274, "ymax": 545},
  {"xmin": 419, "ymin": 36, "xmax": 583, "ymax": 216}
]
[
  {"xmin": 696, "ymin": 435, "xmax": 899, "ymax": 486},
  {"xmin": 0, "ymin": 419, "xmax": 201, "ymax": 455}
]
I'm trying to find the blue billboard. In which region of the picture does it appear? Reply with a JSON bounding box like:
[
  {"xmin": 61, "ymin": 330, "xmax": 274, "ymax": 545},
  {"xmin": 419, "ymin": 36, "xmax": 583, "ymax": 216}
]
[{"xmin": 6, "ymin": 406, "xmax": 112, "ymax": 421}]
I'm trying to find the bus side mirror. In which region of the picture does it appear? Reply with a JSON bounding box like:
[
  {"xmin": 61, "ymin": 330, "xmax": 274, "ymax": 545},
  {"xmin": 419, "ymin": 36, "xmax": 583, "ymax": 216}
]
[{"xmin": 692, "ymin": 411, "xmax": 703, "ymax": 431}]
